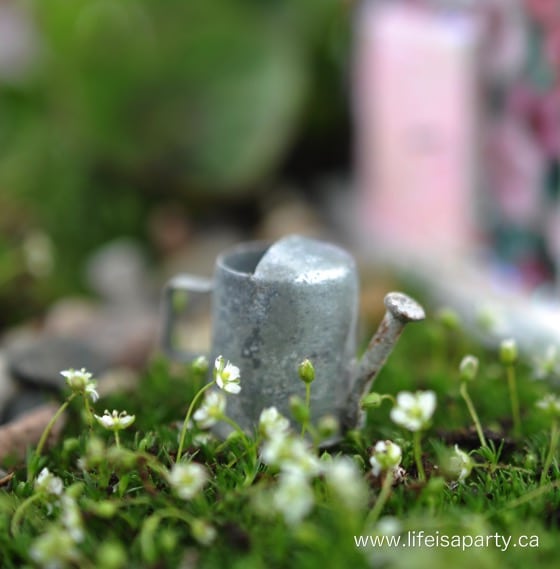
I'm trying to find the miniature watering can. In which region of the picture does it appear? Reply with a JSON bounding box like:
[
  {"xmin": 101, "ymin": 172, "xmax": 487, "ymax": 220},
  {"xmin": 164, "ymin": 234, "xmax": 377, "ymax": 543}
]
[{"xmin": 162, "ymin": 235, "xmax": 425, "ymax": 435}]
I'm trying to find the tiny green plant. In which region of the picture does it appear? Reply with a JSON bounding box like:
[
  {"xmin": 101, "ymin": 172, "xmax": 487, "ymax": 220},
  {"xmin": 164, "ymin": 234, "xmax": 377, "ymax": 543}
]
[
  {"xmin": 458, "ymin": 354, "xmax": 488, "ymax": 448},
  {"xmin": 500, "ymin": 338, "xmax": 522, "ymax": 438}
]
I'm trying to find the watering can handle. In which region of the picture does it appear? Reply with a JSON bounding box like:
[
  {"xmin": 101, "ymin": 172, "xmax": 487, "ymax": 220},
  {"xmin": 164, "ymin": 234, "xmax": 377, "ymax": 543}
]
[{"xmin": 161, "ymin": 274, "xmax": 213, "ymax": 362}]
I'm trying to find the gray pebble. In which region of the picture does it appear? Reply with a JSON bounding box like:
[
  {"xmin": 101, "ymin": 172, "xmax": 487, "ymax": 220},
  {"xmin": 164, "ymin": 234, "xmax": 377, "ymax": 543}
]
[
  {"xmin": 7, "ymin": 337, "xmax": 109, "ymax": 390},
  {"xmin": 0, "ymin": 388, "xmax": 49, "ymax": 424}
]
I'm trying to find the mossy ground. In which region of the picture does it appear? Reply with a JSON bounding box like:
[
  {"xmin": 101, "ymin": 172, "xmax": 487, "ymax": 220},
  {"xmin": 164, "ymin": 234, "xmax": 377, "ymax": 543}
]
[{"xmin": 1, "ymin": 313, "xmax": 559, "ymax": 569}]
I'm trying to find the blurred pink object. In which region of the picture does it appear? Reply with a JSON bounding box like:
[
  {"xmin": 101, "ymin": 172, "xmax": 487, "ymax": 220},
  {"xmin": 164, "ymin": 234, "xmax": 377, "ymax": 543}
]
[
  {"xmin": 354, "ymin": 2, "xmax": 481, "ymax": 259},
  {"xmin": 486, "ymin": 115, "xmax": 544, "ymax": 224}
]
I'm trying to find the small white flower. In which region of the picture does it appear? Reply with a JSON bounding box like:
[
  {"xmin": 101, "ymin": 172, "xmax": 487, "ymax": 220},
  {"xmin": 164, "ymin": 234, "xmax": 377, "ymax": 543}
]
[
  {"xmin": 258, "ymin": 407, "xmax": 290, "ymax": 439},
  {"xmin": 94, "ymin": 410, "xmax": 136, "ymax": 431},
  {"xmin": 448, "ymin": 445, "xmax": 474, "ymax": 482},
  {"xmin": 273, "ymin": 471, "xmax": 314, "ymax": 526},
  {"xmin": 60, "ymin": 368, "xmax": 99, "ymax": 402},
  {"xmin": 390, "ymin": 390, "xmax": 436, "ymax": 432},
  {"xmin": 214, "ymin": 356, "xmax": 241, "ymax": 394},
  {"xmin": 369, "ymin": 440, "xmax": 402, "ymax": 477},
  {"xmin": 61, "ymin": 495, "xmax": 84, "ymax": 543},
  {"xmin": 168, "ymin": 462, "xmax": 209, "ymax": 500},
  {"xmin": 324, "ymin": 456, "xmax": 367, "ymax": 511},
  {"xmin": 193, "ymin": 391, "xmax": 227, "ymax": 429},
  {"xmin": 193, "ymin": 431, "xmax": 215, "ymax": 447},
  {"xmin": 30, "ymin": 527, "xmax": 81, "ymax": 568},
  {"xmin": 261, "ymin": 435, "xmax": 322, "ymax": 478},
  {"xmin": 260, "ymin": 435, "xmax": 288, "ymax": 465},
  {"xmin": 533, "ymin": 346, "xmax": 560, "ymax": 380},
  {"xmin": 35, "ymin": 467, "xmax": 64, "ymax": 497},
  {"xmin": 375, "ymin": 516, "xmax": 402, "ymax": 537},
  {"xmin": 535, "ymin": 393, "xmax": 560, "ymax": 417},
  {"xmin": 191, "ymin": 519, "xmax": 217, "ymax": 546}
]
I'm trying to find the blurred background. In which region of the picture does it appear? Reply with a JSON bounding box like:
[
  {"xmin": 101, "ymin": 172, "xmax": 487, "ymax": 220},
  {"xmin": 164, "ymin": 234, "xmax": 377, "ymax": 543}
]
[
  {"xmin": 0, "ymin": 0, "xmax": 558, "ymax": 341},
  {"xmin": 0, "ymin": 0, "xmax": 351, "ymax": 330}
]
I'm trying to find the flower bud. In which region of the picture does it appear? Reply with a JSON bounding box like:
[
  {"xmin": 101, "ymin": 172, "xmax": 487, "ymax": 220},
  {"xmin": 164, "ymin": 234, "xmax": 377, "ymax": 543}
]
[
  {"xmin": 317, "ymin": 415, "xmax": 339, "ymax": 439},
  {"xmin": 500, "ymin": 338, "xmax": 518, "ymax": 366},
  {"xmin": 459, "ymin": 355, "xmax": 479, "ymax": 382},
  {"xmin": 298, "ymin": 359, "xmax": 315, "ymax": 385},
  {"xmin": 361, "ymin": 392, "xmax": 383, "ymax": 408},
  {"xmin": 440, "ymin": 445, "xmax": 474, "ymax": 482},
  {"xmin": 437, "ymin": 307, "xmax": 461, "ymax": 330},
  {"xmin": 192, "ymin": 355, "xmax": 209, "ymax": 375}
]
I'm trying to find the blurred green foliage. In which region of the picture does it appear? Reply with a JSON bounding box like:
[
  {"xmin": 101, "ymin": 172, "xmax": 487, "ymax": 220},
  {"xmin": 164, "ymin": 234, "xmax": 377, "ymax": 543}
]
[{"xmin": 0, "ymin": 0, "xmax": 350, "ymax": 326}]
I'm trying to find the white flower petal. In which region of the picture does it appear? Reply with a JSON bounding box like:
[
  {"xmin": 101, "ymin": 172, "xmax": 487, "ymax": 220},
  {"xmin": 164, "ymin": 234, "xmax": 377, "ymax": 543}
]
[
  {"xmin": 396, "ymin": 391, "xmax": 416, "ymax": 409},
  {"xmin": 389, "ymin": 407, "xmax": 407, "ymax": 426},
  {"xmin": 119, "ymin": 415, "xmax": 135, "ymax": 429},
  {"xmin": 168, "ymin": 462, "xmax": 208, "ymax": 500},
  {"xmin": 419, "ymin": 391, "xmax": 437, "ymax": 416},
  {"xmin": 273, "ymin": 472, "xmax": 314, "ymax": 525},
  {"xmin": 374, "ymin": 440, "xmax": 388, "ymax": 453}
]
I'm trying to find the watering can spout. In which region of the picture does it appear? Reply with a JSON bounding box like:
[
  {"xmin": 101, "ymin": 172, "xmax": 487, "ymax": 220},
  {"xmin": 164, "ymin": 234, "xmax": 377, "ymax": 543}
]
[{"xmin": 343, "ymin": 292, "xmax": 426, "ymax": 430}]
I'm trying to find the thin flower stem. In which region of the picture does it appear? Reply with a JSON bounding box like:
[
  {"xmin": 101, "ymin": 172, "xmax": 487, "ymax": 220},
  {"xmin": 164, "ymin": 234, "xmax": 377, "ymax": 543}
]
[
  {"xmin": 460, "ymin": 382, "xmax": 488, "ymax": 448},
  {"xmin": 413, "ymin": 430, "xmax": 426, "ymax": 482},
  {"xmin": 366, "ymin": 469, "xmax": 394, "ymax": 527},
  {"xmin": 540, "ymin": 420, "xmax": 559, "ymax": 486},
  {"xmin": 114, "ymin": 430, "xmax": 121, "ymax": 449},
  {"xmin": 83, "ymin": 395, "xmax": 94, "ymax": 430},
  {"xmin": 10, "ymin": 493, "xmax": 44, "ymax": 536},
  {"xmin": 506, "ymin": 365, "xmax": 521, "ymax": 437},
  {"xmin": 176, "ymin": 381, "xmax": 215, "ymax": 462},
  {"xmin": 30, "ymin": 394, "xmax": 76, "ymax": 480},
  {"xmin": 301, "ymin": 383, "xmax": 312, "ymax": 437}
]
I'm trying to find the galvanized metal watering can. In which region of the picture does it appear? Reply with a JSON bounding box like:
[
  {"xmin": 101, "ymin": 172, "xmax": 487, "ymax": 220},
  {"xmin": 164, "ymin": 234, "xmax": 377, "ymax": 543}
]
[{"xmin": 162, "ymin": 235, "xmax": 425, "ymax": 435}]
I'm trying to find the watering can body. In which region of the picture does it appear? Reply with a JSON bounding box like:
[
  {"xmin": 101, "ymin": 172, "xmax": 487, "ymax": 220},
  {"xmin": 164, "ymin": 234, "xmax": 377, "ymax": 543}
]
[{"xmin": 162, "ymin": 235, "xmax": 424, "ymax": 435}]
